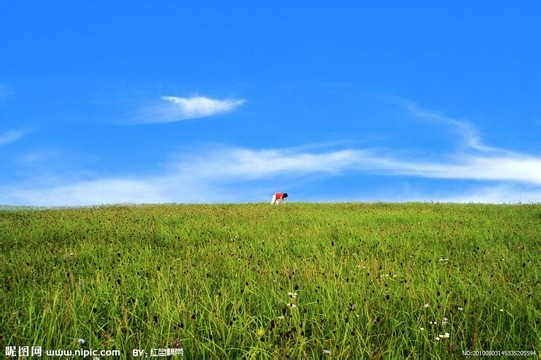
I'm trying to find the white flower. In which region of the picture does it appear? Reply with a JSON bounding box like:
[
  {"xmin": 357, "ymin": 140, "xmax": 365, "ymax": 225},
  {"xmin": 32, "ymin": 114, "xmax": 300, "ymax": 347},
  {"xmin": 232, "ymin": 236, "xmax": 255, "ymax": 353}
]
[
  {"xmin": 288, "ymin": 292, "xmax": 297, "ymax": 299},
  {"xmin": 458, "ymin": 307, "xmax": 463, "ymax": 311},
  {"xmin": 77, "ymin": 338, "xmax": 87, "ymax": 345},
  {"xmin": 444, "ymin": 332, "xmax": 450, "ymax": 338},
  {"xmin": 435, "ymin": 337, "xmax": 440, "ymax": 341},
  {"xmin": 278, "ymin": 316, "xmax": 285, "ymax": 320},
  {"xmin": 424, "ymin": 303, "xmax": 429, "ymax": 308},
  {"xmin": 323, "ymin": 349, "xmax": 331, "ymax": 355},
  {"xmin": 442, "ymin": 317, "xmax": 448, "ymax": 326},
  {"xmin": 288, "ymin": 303, "xmax": 297, "ymax": 308},
  {"xmin": 499, "ymin": 309, "xmax": 504, "ymax": 312},
  {"xmin": 420, "ymin": 327, "xmax": 425, "ymax": 331}
]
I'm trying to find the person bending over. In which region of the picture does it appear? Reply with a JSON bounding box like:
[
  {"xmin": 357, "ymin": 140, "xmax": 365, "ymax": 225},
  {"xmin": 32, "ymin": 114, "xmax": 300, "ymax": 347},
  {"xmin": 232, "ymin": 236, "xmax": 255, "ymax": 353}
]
[{"xmin": 270, "ymin": 192, "xmax": 288, "ymax": 204}]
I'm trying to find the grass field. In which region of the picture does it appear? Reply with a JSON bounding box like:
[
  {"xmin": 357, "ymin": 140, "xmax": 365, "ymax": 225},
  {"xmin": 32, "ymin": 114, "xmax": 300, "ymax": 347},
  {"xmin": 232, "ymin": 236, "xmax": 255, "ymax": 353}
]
[{"xmin": 1, "ymin": 203, "xmax": 540, "ymax": 359}]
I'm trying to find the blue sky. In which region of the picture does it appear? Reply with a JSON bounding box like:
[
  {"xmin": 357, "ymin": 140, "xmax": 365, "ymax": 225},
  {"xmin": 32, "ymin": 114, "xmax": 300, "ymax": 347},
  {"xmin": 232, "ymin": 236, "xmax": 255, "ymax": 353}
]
[{"xmin": 1, "ymin": 1, "xmax": 540, "ymax": 205}]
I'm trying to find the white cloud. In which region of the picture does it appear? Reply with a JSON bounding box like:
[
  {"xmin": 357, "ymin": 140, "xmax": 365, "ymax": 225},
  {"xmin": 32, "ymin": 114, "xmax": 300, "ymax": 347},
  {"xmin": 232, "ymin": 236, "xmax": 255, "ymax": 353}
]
[
  {"xmin": 3, "ymin": 142, "xmax": 541, "ymax": 206},
  {"xmin": 2, "ymin": 102, "xmax": 540, "ymax": 206},
  {"xmin": 377, "ymin": 153, "xmax": 541, "ymax": 185},
  {"xmin": 398, "ymin": 184, "xmax": 541, "ymax": 204},
  {"xmin": 301, "ymin": 184, "xmax": 541, "ymax": 204},
  {"xmin": 170, "ymin": 147, "xmax": 364, "ymax": 179},
  {"xmin": 392, "ymin": 101, "xmax": 541, "ymax": 185},
  {"xmin": 173, "ymin": 146, "xmax": 541, "ymax": 186},
  {"xmin": 402, "ymin": 100, "xmax": 501, "ymax": 153},
  {"xmin": 132, "ymin": 96, "xmax": 246, "ymax": 124},
  {"xmin": 431, "ymin": 185, "xmax": 541, "ymax": 204},
  {"xmin": 6, "ymin": 178, "xmax": 168, "ymax": 206},
  {"xmin": 0, "ymin": 129, "xmax": 28, "ymax": 146}
]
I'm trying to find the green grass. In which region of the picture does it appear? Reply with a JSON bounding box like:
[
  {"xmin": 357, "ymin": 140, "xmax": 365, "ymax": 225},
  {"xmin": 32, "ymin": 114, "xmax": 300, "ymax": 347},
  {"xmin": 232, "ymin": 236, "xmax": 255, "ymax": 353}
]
[{"xmin": 1, "ymin": 203, "xmax": 540, "ymax": 359}]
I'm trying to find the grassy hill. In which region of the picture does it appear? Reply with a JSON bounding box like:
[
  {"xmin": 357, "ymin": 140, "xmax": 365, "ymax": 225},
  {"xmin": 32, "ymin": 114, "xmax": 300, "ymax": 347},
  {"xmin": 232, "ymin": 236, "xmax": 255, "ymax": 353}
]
[{"xmin": 1, "ymin": 203, "xmax": 539, "ymax": 358}]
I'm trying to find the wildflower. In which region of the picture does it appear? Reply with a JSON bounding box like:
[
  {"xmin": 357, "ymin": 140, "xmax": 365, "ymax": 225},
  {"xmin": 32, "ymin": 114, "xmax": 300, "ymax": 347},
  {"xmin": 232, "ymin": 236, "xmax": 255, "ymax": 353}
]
[
  {"xmin": 277, "ymin": 316, "xmax": 285, "ymax": 320},
  {"xmin": 420, "ymin": 327, "xmax": 425, "ymax": 331},
  {"xmin": 499, "ymin": 309, "xmax": 504, "ymax": 312},
  {"xmin": 435, "ymin": 337, "xmax": 440, "ymax": 341},
  {"xmin": 288, "ymin": 303, "xmax": 297, "ymax": 308},
  {"xmin": 442, "ymin": 317, "xmax": 448, "ymax": 326},
  {"xmin": 458, "ymin": 307, "xmax": 463, "ymax": 311},
  {"xmin": 77, "ymin": 338, "xmax": 87, "ymax": 346},
  {"xmin": 444, "ymin": 332, "xmax": 450, "ymax": 338},
  {"xmin": 323, "ymin": 349, "xmax": 331, "ymax": 356},
  {"xmin": 424, "ymin": 303, "xmax": 429, "ymax": 308},
  {"xmin": 288, "ymin": 292, "xmax": 297, "ymax": 299}
]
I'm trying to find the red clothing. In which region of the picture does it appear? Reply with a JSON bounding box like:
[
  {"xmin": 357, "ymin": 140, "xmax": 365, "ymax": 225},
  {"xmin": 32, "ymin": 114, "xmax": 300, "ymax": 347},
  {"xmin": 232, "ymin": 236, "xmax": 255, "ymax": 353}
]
[{"xmin": 275, "ymin": 193, "xmax": 285, "ymax": 200}]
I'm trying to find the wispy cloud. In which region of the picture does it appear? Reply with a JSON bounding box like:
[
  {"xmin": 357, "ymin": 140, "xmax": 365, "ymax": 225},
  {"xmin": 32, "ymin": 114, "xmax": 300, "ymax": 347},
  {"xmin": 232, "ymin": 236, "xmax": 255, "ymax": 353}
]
[
  {"xmin": 4, "ymin": 178, "xmax": 168, "ymax": 206},
  {"xmin": 2, "ymin": 102, "xmax": 540, "ymax": 205},
  {"xmin": 169, "ymin": 147, "xmax": 363, "ymax": 179},
  {"xmin": 362, "ymin": 151, "xmax": 541, "ymax": 185},
  {"xmin": 168, "ymin": 144, "xmax": 541, "ymax": 186},
  {"xmin": 402, "ymin": 100, "xmax": 502, "ymax": 153},
  {"xmin": 427, "ymin": 184, "xmax": 541, "ymax": 204},
  {"xmin": 131, "ymin": 96, "xmax": 246, "ymax": 124},
  {"xmin": 0, "ymin": 129, "xmax": 29, "ymax": 146},
  {"xmin": 3, "ymin": 141, "xmax": 541, "ymax": 206}
]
